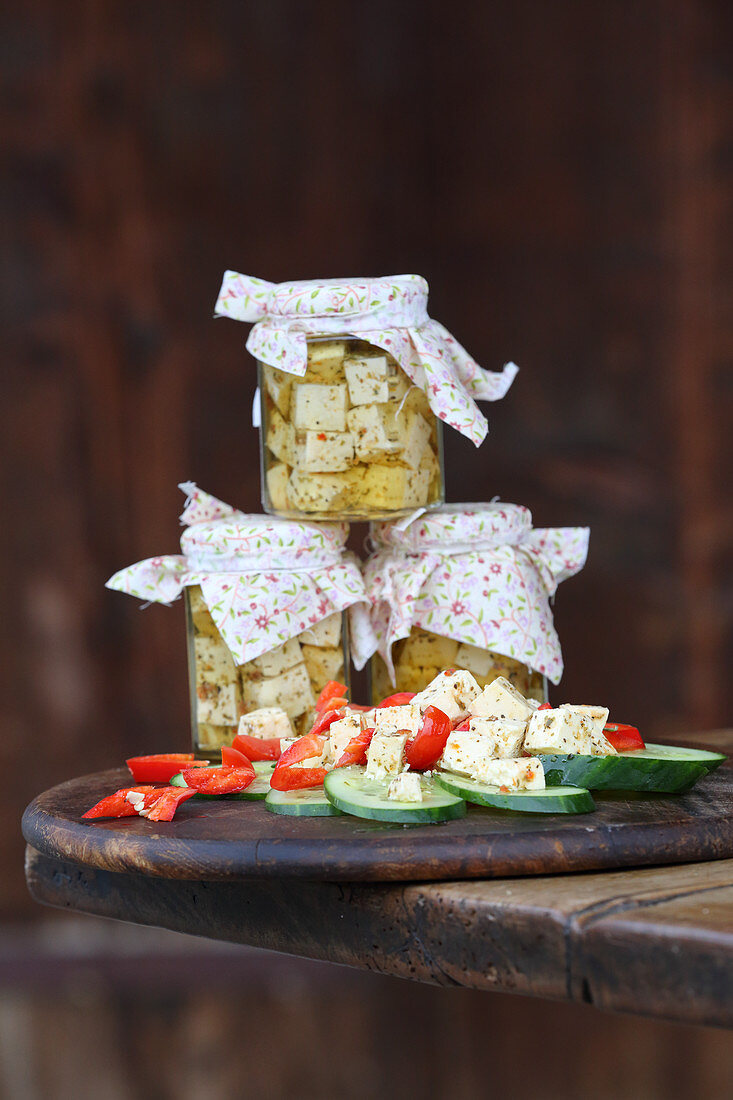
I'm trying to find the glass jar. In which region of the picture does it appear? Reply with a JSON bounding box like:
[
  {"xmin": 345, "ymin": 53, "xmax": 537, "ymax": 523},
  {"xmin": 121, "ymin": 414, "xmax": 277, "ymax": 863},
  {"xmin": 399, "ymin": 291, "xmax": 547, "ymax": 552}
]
[
  {"xmin": 259, "ymin": 338, "xmax": 445, "ymax": 520},
  {"xmin": 185, "ymin": 585, "xmax": 350, "ymax": 757},
  {"xmin": 369, "ymin": 626, "xmax": 546, "ymax": 705}
]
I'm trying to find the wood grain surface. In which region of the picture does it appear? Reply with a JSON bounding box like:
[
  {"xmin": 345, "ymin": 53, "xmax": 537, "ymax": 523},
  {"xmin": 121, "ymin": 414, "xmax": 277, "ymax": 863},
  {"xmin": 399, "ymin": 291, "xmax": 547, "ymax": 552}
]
[
  {"xmin": 24, "ymin": 849, "xmax": 733, "ymax": 1028},
  {"xmin": 21, "ymin": 748, "xmax": 733, "ymax": 882}
]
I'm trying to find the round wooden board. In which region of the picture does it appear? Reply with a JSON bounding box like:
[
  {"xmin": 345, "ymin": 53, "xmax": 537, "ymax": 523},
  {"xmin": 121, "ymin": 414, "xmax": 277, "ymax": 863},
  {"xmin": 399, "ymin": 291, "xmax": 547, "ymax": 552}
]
[{"xmin": 22, "ymin": 758, "xmax": 733, "ymax": 882}]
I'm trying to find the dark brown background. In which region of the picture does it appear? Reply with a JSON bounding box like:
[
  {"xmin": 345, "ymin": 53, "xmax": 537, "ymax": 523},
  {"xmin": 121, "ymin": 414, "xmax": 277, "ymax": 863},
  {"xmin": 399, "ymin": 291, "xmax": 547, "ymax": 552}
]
[{"xmin": 3, "ymin": 0, "xmax": 733, "ymax": 1096}]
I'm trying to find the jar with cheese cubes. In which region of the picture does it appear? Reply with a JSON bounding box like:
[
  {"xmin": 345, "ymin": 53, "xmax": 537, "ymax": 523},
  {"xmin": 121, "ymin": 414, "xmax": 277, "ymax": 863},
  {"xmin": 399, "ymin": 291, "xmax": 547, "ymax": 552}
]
[
  {"xmin": 362, "ymin": 503, "xmax": 591, "ymax": 705},
  {"xmin": 214, "ymin": 271, "xmax": 519, "ymax": 520},
  {"xmin": 106, "ymin": 483, "xmax": 370, "ymax": 758}
]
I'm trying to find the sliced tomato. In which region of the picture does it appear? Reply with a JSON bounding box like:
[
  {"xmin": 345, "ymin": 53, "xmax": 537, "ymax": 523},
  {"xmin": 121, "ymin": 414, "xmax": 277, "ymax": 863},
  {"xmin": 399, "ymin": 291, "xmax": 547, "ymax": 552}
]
[
  {"xmin": 181, "ymin": 764, "xmax": 255, "ymax": 795},
  {"xmin": 604, "ymin": 722, "xmax": 645, "ymax": 752},
  {"xmin": 269, "ymin": 766, "xmax": 328, "ymax": 791},
  {"xmin": 232, "ymin": 733, "xmax": 282, "ymax": 761},
  {"xmin": 126, "ymin": 754, "xmax": 209, "ymax": 783},
  {"xmin": 315, "ymin": 680, "xmax": 348, "ymax": 712},
  {"xmin": 377, "ymin": 692, "xmax": 416, "ymax": 708},
  {"xmin": 405, "ymin": 706, "xmax": 452, "ymax": 771},
  {"xmin": 310, "ymin": 707, "xmax": 345, "ymax": 738},
  {"xmin": 82, "ymin": 786, "xmax": 157, "ymax": 819},
  {"xmin": 145, "ymin": 787, "xmax": 195, "ymax": 821},
  {"xmin": 221, "ymin": 745, "xmax": 251, "ymax": 768},
  {"xmin": 335, "ymin": 727, "xmax": 374, "ymax": 768}
]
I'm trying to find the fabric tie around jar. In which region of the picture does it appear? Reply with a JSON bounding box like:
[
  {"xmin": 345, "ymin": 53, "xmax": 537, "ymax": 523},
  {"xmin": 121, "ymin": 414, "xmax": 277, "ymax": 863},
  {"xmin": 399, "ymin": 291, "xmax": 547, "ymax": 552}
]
[
  {"xmin": 363, "ymin": 503, "xmax": 590, "ymax": 684},
  {"xmin": 106, "ymin": 483, "xmax": 377, "ymax": 666},
  {"xmin": 214, "ymin": 271, "xmax": 518, "ymax": 446}
]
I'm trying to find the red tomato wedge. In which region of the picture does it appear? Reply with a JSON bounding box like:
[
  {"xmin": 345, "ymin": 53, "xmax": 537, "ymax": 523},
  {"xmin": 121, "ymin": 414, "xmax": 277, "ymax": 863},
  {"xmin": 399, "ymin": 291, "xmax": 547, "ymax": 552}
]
[
  {"xmin": 335, "ymin": 727, "xmax": 375, "ymax": 768},
  {"xmin": 232, "ymin": 733, "xmax": 282, "ymax": 761},
  {"xmin": 126, "ymin": 754, "xmax": 209, "ymax": 783},
  {"xmin": 221, "ymin": 745, "xmax": 251, "ymax": 768},
  {"xmin": 270, "ymin": 733, "xmax": 327, "ymax": 791},
  {"xmin": 604, "ymin": 723, "xmax": 645, "ymax": 752},
  {"xmin": 310, "ymin": 707, "xmax": 345, "ymax": 738},
  {"xmin": 145, "ymin": 787, "xmax": 195, "ymax": 821},
  {"xmin": 405, "ymin": 706, "xmax": 452, "ymax": 771},
  {"xmin": 315, "ymin": 680, "xmax": 348, "ymax": 712},
  {"xmin": 180, "ymin": 764, "xmax": 255, "ymax": 795},
  {"xmin": 82, "ymin": 786, "xmax": 157, "ymax": 819},
  {"xmin": 377, "ymin": 692, "xmax": 416, "ymax": 708}
]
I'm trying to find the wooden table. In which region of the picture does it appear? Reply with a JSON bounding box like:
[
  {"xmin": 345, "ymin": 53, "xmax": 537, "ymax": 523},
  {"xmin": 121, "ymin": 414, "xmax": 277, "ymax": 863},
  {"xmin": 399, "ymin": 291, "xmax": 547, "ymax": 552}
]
[{"xmin": 23, "ymin": 731, "xmax": 733, "ymax": 1030}]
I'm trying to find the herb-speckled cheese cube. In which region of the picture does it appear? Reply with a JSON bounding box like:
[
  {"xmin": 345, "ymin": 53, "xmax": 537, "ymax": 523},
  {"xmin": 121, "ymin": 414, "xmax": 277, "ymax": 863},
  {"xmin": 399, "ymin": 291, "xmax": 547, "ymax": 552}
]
[
  {"xmin": 196, "ymin": 681, "xmax": 243, "ymax": 726},
  {"xmin": 237, "ymin": 707, "xmax": 293, "ymax": 740},
  {"xmin": 288, "ymin": 468, "xmax": 360, "ymax": 512},
  {"xmin": 414, "ymin": 670, "xmax": 481, "ymax": 721},
  {"xmin": 301, "ymin": 644, "xmax": 344, "ymax": 688},
  {"xmin": 299, "ymin": 612, "xmax": 342, "ymax": 648},
  {"xmin": 292, "ymin": 383, "xmax": 347, "ymax": 432},
  {"xmin": 465, "ymin": 716, "xmax": 527, "ymax": 758},
  {"xmin": 305, "ymin": 341, "xmax": 347, "ymax": 381},
  {"xmin": 196, "ymin": 722, "xmax": 237, "ymax": 752},
  {"xmin": 327, "ymin": 713, "xmax": 364, "ymax": 764},
  {"xmin": 242, "ymin": 662, "xmax": 315, "ymax": 719},
  {"xmin": 358, "ymin": 465, "xmax": 425, "ymax": 510},
  {"xmin": 266, "ymin": 407, "xmax": 296, "ymax": 466},
  {"xmin": 373, "ymin": 702, "xmax": 422, "ymax": 737},
  {"xmin": 266, "ymin": 463, "xmax": 291, "ymax": 512},
  {"xmin": 475, "ymin": 757, "xmax": 545, "ymax": 790},
  {"xmin": 469, "ymin": 676, "xmax": 536, "ymax": 725},
  {"xmin": 301, "ymin": 430, "xmax": 355, "ymax": 473},
  {"xmin": 365, "ymin": 731, "xmax": 409, "ymax": 781},
  {"xmin": 344, "ymin": 356, "xmax": 389, "ymax": 405},
  {"xmin": 263, "ymin": 366, "xmax": 293, "ymax": 417},
  {"xmin": 455, "ymin": 643, "xmax": 496, "ymax": 678},
  {"xmin": 399, "ymin": 632, "xmax": 458, "ymax": 668},
  {"xmin": 252, "ymin": 638, "xmax": 303, "ymax": 677},
  {"xmin": 397, "ymin": 411, "xmax": 432, "ymax": 471},
  {"xmin": 560, "ymin": 704, "xmax": 614, "ymax": 754},
  {"xmin": 387, "ymin": 772, "xmax": 423, "ymax": 802},
  {"xmin": 440, "ymin": 730, "xmax": 493, "ymax": 778},
  {"xmin": 524, "ymin": 707, "xmax": 614, "ymax": 756},
  {"xmin": 194, "ymin": 635, "xmax": 239, "ymax": 683},
  {"xmin": 347, "ymin": 405, "xmax": 400, "ymax": 461}
]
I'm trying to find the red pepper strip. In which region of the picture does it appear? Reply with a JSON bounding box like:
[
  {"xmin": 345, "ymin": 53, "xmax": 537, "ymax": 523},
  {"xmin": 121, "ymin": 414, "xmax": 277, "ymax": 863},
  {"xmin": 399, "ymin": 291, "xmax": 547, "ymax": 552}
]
[
  {"xmin": 270, "ymin": 733, "xmax": 327, "ymax": 791},
  {"xmin": 335, "ymin": 727, "xmax": 375, "ymax": 768},
  {"xmin": 82, "ymin": 786, "xmax": 157, "ymax": 819},
  {"xmin": 345, "ymin": 703, "xmax": 373, "ymax": 713},
  {"xmin": 453, "ymin": 718, "xmax": 471, "ymax": 732},
  {"xmin": 181, "ymin": 764, "xmax": 256, "ymax": 795},
  {"xmin": 126, "ymin": 754, "xmax": 209, "ymax": 783},
  {"xmin": 145, "ymin": 787, "xmax": 196, "ymax": 821},
  {"xmin": 405, "ymin": 706, "xmax": 452, "ymax": 771},
  {"xmin": 310, "ymin": 707, "xmax": 345, "ymax": 738},
  {"xmin": 221, "ymin": 745, "xmax": 251, "ymax": 768},
  {"xmin": 232, "ymin": 733, "xmax": 281, "ymax": 761},
  {"xmin": 603, "ymin": 722, "xmax": 645, "ymax": 751},
  {"xmin": 377, "ymin": 692, "xmax": 416, "ymax": 708},
  {"xmin": 537, "ymin": 702, "xmax": 553, "ymax": 711},
  {"xmin": 315, "ymin": 680, "xmax": 348, "ymax": 712}
]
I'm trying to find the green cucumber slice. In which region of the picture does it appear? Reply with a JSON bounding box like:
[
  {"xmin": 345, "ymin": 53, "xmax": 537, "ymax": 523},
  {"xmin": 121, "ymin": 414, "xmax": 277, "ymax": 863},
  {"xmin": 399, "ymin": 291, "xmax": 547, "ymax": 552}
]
[
  {"xmin": 538, "ymin": 742, "xmax": 726, "ymax": 794},
  {"xmin": 434, "ymin": 771, "xmax": 594, "ymax": 814},
  {"xmin": 324, "ymin": 767, "xmax": 466, "ymax": 823},
  {"xmin": 170, "ymin": 763, "xmax": 273, "ymax": 800},
  {"xmin": 265, "ymin": 787, "xmax": 342, "ymax": 817}
]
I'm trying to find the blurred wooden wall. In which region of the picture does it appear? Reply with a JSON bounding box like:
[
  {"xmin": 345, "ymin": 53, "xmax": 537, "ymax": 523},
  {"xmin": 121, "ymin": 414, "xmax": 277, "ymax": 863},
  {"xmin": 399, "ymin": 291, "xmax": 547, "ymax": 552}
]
[{"xmin": 2, "ymin": 0, "xmax": 732, "ymax": 944}]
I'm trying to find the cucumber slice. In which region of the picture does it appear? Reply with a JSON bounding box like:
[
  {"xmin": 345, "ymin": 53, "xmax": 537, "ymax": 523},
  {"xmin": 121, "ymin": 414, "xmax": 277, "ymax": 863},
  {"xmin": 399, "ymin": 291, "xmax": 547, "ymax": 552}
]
[
  {"xmin": 434, "ymin": 771, "xmax": 595, "ymax": 814},
  {"xmin": 538, "ymin": 742, "xmax": 726, "ymax": 794},
  {"xmin": 170, "ymin": 763, "xmax": 273, "ymax": 800},
  {"xmin": 265, "ymin": 787, "xmax": 342, "ymax": 817},
  {"xmin": 324, "ymin": 767, "xmax": 466, "ymax": 823}
]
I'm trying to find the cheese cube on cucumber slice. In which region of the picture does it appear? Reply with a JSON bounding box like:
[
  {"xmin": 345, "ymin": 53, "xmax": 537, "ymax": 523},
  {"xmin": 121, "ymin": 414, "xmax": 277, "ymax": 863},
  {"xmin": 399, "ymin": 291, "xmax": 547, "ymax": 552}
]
[
  {"xmin": 265, "ymin": 787, "xmax": 342, "ymax": 817},
  {"xmin": 434, "ymin": 771, "xmax": 595, "ymax": 814},
  {"xmin": 538, "ymin": 743, "xmax": 725, "ymax": 794},
  {"xmin": 170, "ymin": 760, "xmax": 275, "ymax": 800},
  {"xmin": 324, "ymin": 766, "xmax": 466, "ymax": 824}
]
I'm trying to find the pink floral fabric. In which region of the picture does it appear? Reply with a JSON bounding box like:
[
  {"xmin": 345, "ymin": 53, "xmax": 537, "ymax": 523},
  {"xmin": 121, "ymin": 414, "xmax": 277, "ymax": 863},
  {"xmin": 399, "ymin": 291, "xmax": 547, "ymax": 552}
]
[
  {"xmin": 363, "ymin": 504, "xmax": 590, "ymax": 685},
  {"xmin": 107, "ymin": 484, "xmax": 375, "ymax": 666},
  {"xmin": 214, "ymin": 272, "xmax": 517, "ymax": 446}
]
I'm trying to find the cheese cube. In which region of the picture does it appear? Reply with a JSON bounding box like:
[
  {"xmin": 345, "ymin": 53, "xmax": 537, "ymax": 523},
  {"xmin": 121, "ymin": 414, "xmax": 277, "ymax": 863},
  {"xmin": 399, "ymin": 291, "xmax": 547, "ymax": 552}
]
[
  {"xmin": 465, "ymin": 716, "xmax": 527, "ymax": 758},
  {"xmin": 263, "ymin": 366, "xmax": 292, "ymax": 417},
  {"xmin": 301, "ymin": 644, "xmax": 344, "ymax": 688},
  {"xmin": 469, "ymin": 676, "xmax": 536, "ymax": 725},
  {"xmin": 373, "ymin": 702, "xmax": 423, "ymax": 737},
  {"xmin": 301, "ymin": 430, "xmax": 355, "ymax": 473},
  {"xmin": 251, "ymin": 638, "xmax": 303, "ymax": 677},
  {"xmin": 347, "ymin": 405, "xmax": 400, "ymax": 460},
  {"xmin": 196, "ymin": 722, "xmax": 236, "ymax": 752},
  {"xmin": 475, "ymin": 757, "xmax": 545, "ymax": 790},
  {"xmin": 388, "ymin": 373, "xmax": 433, "ymax": 418},
  {"xmin": 524, "ymin": 707, "xmax": 615, "ymax": 756},
  {"xmin": 299, "ymin": 612, "xmax": 342, "ymax": 648},
  {"xmin": 237, "ymin": 707, "xmax": 293, "ymax": 741},
  {"xmin": 387, "ymin": 772, "xmax": 423, "ymax": 802},
  {"xmin": 242, "ymin": 662, "xmax": 315, "ymax": 719},
  {"xmin": 266, "ymin": 462, "xmax": 291, "ymax": 512},
  {"xmin": 397, "ymin": 411, "xmax": 432, "ymax": 471},
  {"xmin": 440, "ymin": 730, "xmax": 494, "ymax": 778},
  {"xmin": 358, "ymin": 464, "xmax": 429, "ymax": 511},
  {"xmin": 194, "ymin": 635, "xmax": 239, "ymax": 683},
  {"xmin": 266, "ymin": 407, "xmax": 296, "ymax": 466},
  {"xmin": 188, "ymin": 586, "xmax": 218, "ymax": 638},
  {"xmin": 344, "ymin": 356, "xmax": 390, "ymax": 405},
  {"xmin": 292, "ymin": 383, "xmax": 348, "ymax": 432},
  {"xmin": 365, "ymin": 731, "xmax": 408, "ymax": 781},
  {"xmin": 288, "ymin": 468, "xmax": 360, "ymax": 512},
  {"xmin": 305, "ymin": 341, "xmax": 347, "ymax": 381},
  {"xmin": 196, "ymin": 681, "xmax": 243, "ymax": 725},
  {"xmin": 399, "ymin": 631, "xmax": 459, "ymax": 668},
  {"xmin": 414, "ymin": 670, "xmax": 481, "ymax": 721},
  {"xmin": 327, "ymin": 713, "xmax": 364, "ymax": 764},
  {"xmin": 455, "ymin": 643, "xmax": 496, "ymax": 679},
  {"xmin": 560, "ymin": 704, "xmax": 614, "ymax": 754}
]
